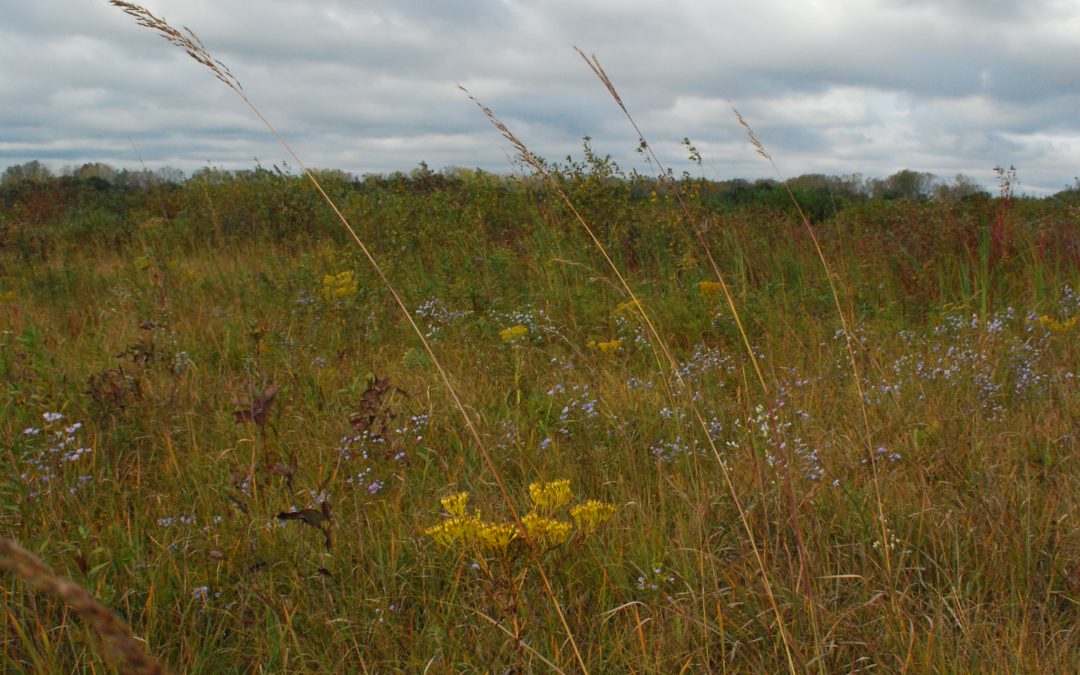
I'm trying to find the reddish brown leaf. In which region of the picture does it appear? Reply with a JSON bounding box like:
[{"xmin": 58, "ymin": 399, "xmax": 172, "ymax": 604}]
[{"xmin": 233, "ymin": 384, "xmax": 280, "ymax": 427}]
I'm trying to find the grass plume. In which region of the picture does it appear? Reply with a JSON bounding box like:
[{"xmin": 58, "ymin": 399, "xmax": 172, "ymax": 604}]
[{"xmin": 0, "ymin": 538, "xmax": 167, "ymax": 674}]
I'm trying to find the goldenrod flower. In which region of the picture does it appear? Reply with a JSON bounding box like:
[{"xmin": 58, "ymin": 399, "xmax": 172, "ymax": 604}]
[
  {"xmin": 440, "ymin": 492, "xmax": 469, "ymax": 518},
  {"xmin": 613, "ymin": 299, "xmax": 641, "ymax": 315},
  {"xmin": 528, "ymin": 479, "xmax": 572, "ymax": 516},
  {"xmin": 425, "ymin": 516, "xmax": 479, "ymax": 547},
  {"xmin": 499, "ymin": 324, "xmax": 529, "ymax": 343},
  {"xmin": 425, "ymin": 479, "xmax": 613, "ymax": 559},
  {"xmin": 521, "ymin": 512, "xmax": 572, "ymax": 550},
  {"xmin": 322, "ymin": 270, "xmax": 358, "ymax": 301},
  {"xmin": 597, "ymin": 339, "xmax": 622, "ymax": 354},
  {"xmin": 476, "ymin": 521, "xmax": 518, "ymax": 555},
  {"xmin": 698, "ymin": 280, "xmax": 724, "ymax": 299},
  {"xmin": 1036, "ymin": 314, "xmax": 1078, "ymax": 333},
  {"xmin": 570, "ymin": 500, "xmax": 618, "ymax": 536},
  {"xmin": 586, "ymin": 338, "xmax": 622, "ymax": 353}
]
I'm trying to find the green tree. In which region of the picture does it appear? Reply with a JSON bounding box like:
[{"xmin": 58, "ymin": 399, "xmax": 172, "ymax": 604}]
[
  {"xmin": 870, "ymin": 169, "xmax": 937, "ymax": 200},
  {"xmin": 1, "ymin": 160, "xmax": 53, "ymax": 186},
  {"xmin": 933, "ymin": 173, "xmax": 987, "ymax": 201},
  {"xmin": 70, "ymin": 162, "xmax": 118, "ymax": 184}
]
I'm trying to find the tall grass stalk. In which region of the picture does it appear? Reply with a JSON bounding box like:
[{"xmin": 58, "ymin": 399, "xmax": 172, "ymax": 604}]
[
  {"xmin": 574, "ymin": 48, "xmax": 825, "ymax": 669},
  {"xmin": 572, "ymin": 49, "xmax": 822, "ymax": 671},
  {"xmin": 733, "ymin": 108, "xmax": 905, "ymax": 643}
]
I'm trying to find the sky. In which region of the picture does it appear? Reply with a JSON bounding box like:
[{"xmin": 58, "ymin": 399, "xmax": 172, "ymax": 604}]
[{"xmin": 3, "ymin": 1, "xmax": 1080, "ymax": 194}]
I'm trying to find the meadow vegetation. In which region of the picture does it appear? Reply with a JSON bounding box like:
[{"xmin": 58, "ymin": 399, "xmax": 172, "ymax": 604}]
[
  {"xmin": 1, "ymin": 155, "xmax": 1078, "ymax": 672},
  {"xmin": 0, "ymin": 6, "xmax": 1077, "ymax": 670}
]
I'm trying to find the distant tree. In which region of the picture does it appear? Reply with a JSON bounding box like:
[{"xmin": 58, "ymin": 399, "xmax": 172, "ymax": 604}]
[
  {"xmin": 783, "ymin": 173, "xmax": 868, "ymax": 220},
  {"xmin": 309, "ymin": 168, "xmax": 354, "ymax": 183},
  {"xmin": 2, "ymin": 160, "xmax": 52, "ymax": 186},
  {"xmin": 69, "ymin": 162, "xmax": 118, "ymax": 184},
  {"xmin": 115, "ymin": 169, "xmax": 155, "ymax": 189},
  {"xmin": 833, "ymin": 173, "xmax": 868, "ymax": 198},
  {"xmin": 869, "ymin": 169, "xmax": 937, "ymax": 200},
  {"xmin": 155, "ymin": 167, "xmax": 185, "ymax": 184},
  {"xmin": 112, "ymin": 167, "xmax": 184, "ymax": 189},
  {"xmin": 1051, "ymin": 178, "xmax": 1080, "ymax": 204},
  {"xmin": 440, "ymin": 166, "xmax": 479, "ymax": 181},
  {"xmin": 933, "ymin": 173, "xmax": 988, "ymax": 201},
  {"xmin": 409, "ymin": 161, "xmax": 433, "ymax": 180}
]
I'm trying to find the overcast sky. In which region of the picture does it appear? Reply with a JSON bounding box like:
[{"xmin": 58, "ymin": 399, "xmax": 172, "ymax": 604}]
[{"xmin": 3, "ymin": 1, "xmax": 1080, "ymax": 194}]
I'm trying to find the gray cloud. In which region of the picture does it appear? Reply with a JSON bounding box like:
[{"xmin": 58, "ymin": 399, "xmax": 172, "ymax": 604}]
[{"xmin": 1, "ymin": 0, "xmax": 1078, "ymax": 193}]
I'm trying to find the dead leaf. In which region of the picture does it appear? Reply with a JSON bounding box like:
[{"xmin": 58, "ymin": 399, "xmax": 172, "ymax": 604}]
[
  {"xmin": 277, "ymin": 508, "xmax": 328, "ymax": 527},
  {"xmin": 233, "ymin": 384, "xmax": 280, "ymax": 427},
  {"xmin": 276, "ymin": 502, "xmax": 334, "ymax": 550}
]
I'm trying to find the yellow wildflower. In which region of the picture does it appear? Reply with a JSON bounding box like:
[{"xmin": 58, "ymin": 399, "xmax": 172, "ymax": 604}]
[
  {"xmin": 528, "ymin": 479, "xmax": 572, "ymax": 516},
  {"xmin": 1036, "ymin": 314, "xmax": 1078, "ymax": 333},
  {"xmin": 424, "ymin": 515, "xmax": 479, "ymax": 547},
  {"xmin": 0, "ymin": 291, "xmax": 15, "ymax": 303},
  {"xmin": 698, "ymin": 280, "xmax": 724, "ymax": 299},
  {"xmin": 440, "ymin": 492, "xmax": 469, "ymax": 518},
  {"xmin": 570, "ymin": 500, "xmax": 618, "ymax": 536},
  {"xmin": 322, "ymin": 270, "xmax": 358, "ymax": 301},
  {"xmin": 499, "ymin": 324, "xmax": 529, "ymax": 343},
  {"xmin": 613, "ymin": 299, "xmax": 642, "ymax": 315},
  {"xmin": 520, "ymin": 512, "xmax": 572, "ymax": 550},
  {"xmin": 597, "ymin": 339, "xmax": 622, "ymax": 354},
  {"xmin": 475, "ymin": 521, "xmax": 519, "ymax": 555}
]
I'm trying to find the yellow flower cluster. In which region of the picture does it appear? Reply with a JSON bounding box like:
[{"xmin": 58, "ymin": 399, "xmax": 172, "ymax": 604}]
[
  {"xmin": 587, "ymin": 338, "xmax": 622, "ymax": 354},
  {"xmin": 322, "ymin": 270, "xmax": 358, "ymax": 301},
  {"xmin": 521, "ymin": 512, "xmax": 572, "ymax": 549},
  {"xmin": 475, "ymin": 522, "xmax": 518, "ymax": 555},
  {"xmin": 425, "ymin": 480, "xmax": 617, "ymax": 557},
  {"xmin": 570, "ymin": 500, "xmax": 619, "ymax": 536},
  {"xmin": 528, "ymin": 479, "xmax": 572, "ymax": 516},
  {"xmin": 698, "ymin": 280, "xmax": 724, "ymax": 298},
  {"xmin": 613, "ymin": 299, "xmax": 642, "ymax": 315},
  {"xmin": 499, "ymin": 324, "xmax": 529, "ymax": 343},
  {"xmin": 425, "ymin": 515, "xmax": 479, "ymax": 548},
  {"xmin": 1036, "ymin": 314, "xmax": 1078, "ymax": 333},
  {"xmin": 440, "ymin": 492, "xmax": 469, "ymax": 517}
]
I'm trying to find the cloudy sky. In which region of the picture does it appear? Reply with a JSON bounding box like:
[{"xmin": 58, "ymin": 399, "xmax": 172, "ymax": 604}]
[{"xmin": 3, "ymin": 0, "xmax": 1080, "ymax": 194}]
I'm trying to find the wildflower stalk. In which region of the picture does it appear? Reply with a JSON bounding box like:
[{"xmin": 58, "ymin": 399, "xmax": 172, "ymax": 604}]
[{"xmin": 426, "ymin": 481, "xmax": 616, "ymax": 667}]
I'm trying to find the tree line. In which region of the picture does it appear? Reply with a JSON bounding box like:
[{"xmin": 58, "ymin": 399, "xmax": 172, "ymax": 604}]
[{"xmin": 5, "ymin": 159, "xmax": 1076, "ymax": 224}]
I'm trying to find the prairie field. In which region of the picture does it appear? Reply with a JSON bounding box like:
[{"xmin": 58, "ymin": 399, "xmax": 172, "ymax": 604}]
[{"xmin": 1, "ymin": 165, "xmax": 1079, "ymax": 673}]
